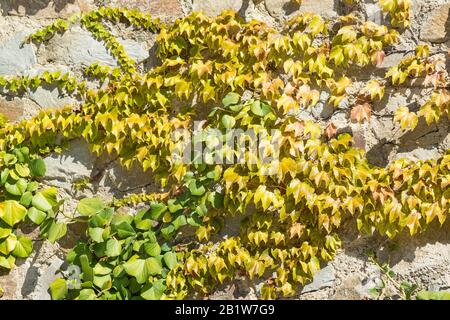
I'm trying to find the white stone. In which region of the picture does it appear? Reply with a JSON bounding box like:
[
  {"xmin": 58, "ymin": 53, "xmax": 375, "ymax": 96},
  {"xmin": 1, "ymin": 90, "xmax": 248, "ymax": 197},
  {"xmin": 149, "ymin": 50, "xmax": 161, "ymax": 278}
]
[
  {"xmin": 265, "ymin": 0, "xmax": 336, "ymax": 19},
  {"xmin": 312, "ymin": 91, "xmax": 334, "ymax": 119},
  {"xmin": 297, "ymin": 0, "xmax": 336, "ymax": 16},
  {"xmin": 302, "ymin": 264, "xmax": 336, "ymax": 293},
  {"xmin": 192, "ymin": 0, "xmax": 243, "ymax": 16},
  {"xmin": 24, "ymin": 66, "xmax": 78, "ymax": 109},
  {"xmin": 31, "ymin": 257, "xmax": 65, "ymax": 300},
  {"xmin": 0, "ymin": 32, "xmax": 36, "ymax": 75},
  {"xmin": 44, "ymin": 26, "xmax": 149, "ymax": 67},
  {"xmin": 43, "ymin": 139, "xmax": 96, "ymax": 192},
  {"xmin": 101, "ymin": 161, "xmax": 157, "ymax": 193},
  {"xmin": 420, "ymin": 4, "xmax": 450, "ymax": 43},
  {"xmin": 27, "ymin": 86, "xmax": 76, "ymax": 109},
  {"xmin": 394, "ymin": 147, "xmax": 442, "ymax": 162},
  {"xmin": 365, "ymin": 3, "xmax": 383, "ymax": 24}
]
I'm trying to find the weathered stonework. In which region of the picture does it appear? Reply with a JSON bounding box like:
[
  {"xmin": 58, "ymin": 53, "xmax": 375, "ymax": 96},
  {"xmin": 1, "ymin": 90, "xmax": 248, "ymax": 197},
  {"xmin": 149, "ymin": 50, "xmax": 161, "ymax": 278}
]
[
  {"xmin": 192, "ymin": 0, "xmax": 243, "ymax": 16},
  {"xmin": 420, "ymin": 3, "xmax": 450, "ymax": 42},
  {"xmin": 0, "ymin": 32, "xmax": 36, "ymax": 75},
  {"xmin": 0, "ymin": 0, "xmax": 95, "ymax": 18}
]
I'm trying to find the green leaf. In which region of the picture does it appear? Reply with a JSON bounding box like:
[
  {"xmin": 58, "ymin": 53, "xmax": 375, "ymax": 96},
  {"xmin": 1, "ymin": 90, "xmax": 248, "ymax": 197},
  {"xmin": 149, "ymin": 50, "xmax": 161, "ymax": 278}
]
[
  {"xmin": 145, "ymin": 257, "xmax": 163, "ymax": 276},
  {"xmin": 150, "ymin": 202, "xmax": 167, "ymax": 219},
  {"xmin": 229, "ymin": 104, "xmax": 243, "ymax": 112},
  {"xmin": 140, "ymin": 280, "xmax": 166, "ymax": 300},
  {"xmin": 89, "ymin": 207, "xmax": 114, "ymax": 228},
  {"xmin": 47, "ymin": 221, "xmax": 67, "ymax": 244},
  {"xmin": 188, "ymin": 180, "xmax": 206, "ymax": 196},
  {"xmin": 160, "ymin": 224, "xmax": 175, "ymax": 239},
  {"xmin": 123, "ymin": 257, "xmax": 162, "ymax": 284},
  {"xmin": 114, "ymin": 221, "xmax": 136, "ymax": 239},
  {"xmin": 1, "ymin": 168, "xmax": 9, "ymax": 184},
  {"xmin": 29, "ymin": 159, "xmax": 46, "ymax": 177},
  {"xmin": 20, "ymin": 191, "xmax": 33, "ymax": 207},
  {"xmin": 11, "ymin": 236, "xmax": 33, "ymax": 258},
  {"xmin": 5, "ymin": 179, "xmax": 27, "ymax": 196},
  {"xmin": 78, "ymin": 289, "xmax": 97, "ymax": 300},
  {"xmin": 0, "ymin": 225, "xmax": 12, "ymax": 239},
  {"xmin": 3, "ymin": 154, "xmax": 17, "ymax": 166},
  {"xmin": 251, "ymin": 100, "xmax": 273, "ymax": 117},
  {"xmin": 50, "ymin": 278, "xmax": 68, "ymax": 300},
  {"xmin": 0, "ymin": 255, "xmax": 15, "ymax": 269},
  {"xmin": 88, "ymin": 227, "xmax": 105, "ymax": 243},
  {"xmin": 144, "ymin": 242, "xmax": 161, "ymax": 257},
  {"xmin": 167, "ymin": 199, "xmax": 182, "ymax": 213},
  {"xmin": 0, "ymin": 200, "xmax": 27, "ymax": 227},
  {"xmin": 187, "ymin": 214, "xmax": 202, "ymax": 227},
  {"xmin": 221, "ymin": 115, "xmax": 236, "ymax": 129},
  {"xmin": 105, "ymin": 239, "xmax": 121, "ymax": 257},
  {"xmin": 27, "ymin": 207, "xmax": 47, "ymax": 225},
  {"xmin": 0, "ymin": 234, "xmax": 17, "ymax": 255},
  {"xmin": 77, "ymin": 198, "xmax": 106, "ymax": 216},
  {"xmin": 208, "ymin": 191, "xmax": 224, "ymax": 208},
  {"xmin": 15, "ymin": 163, "xmax": 30, "ymax": 177},
  {"xmin": 80, "ymin": 254, "xmax": 93, "ymax": 282},
  {"xmin": 32, "ymin": 188, "xmax": 58, "ymax": 212},
  {"xmin": 172, "ymin": 215, "xmax": 187, "ymax": 230},
  {"xmin": 163, "ymin": 251, "xmax": 177, "ymax": 270},
  {"xmin": 134, "ymin": 208, "xmax": 152, "ymax": 230},
  {"xmin": 27, "ymin": 181, "xmax": 39, "ymax": 192},
  {"xmin": 135, "ymin": 219, "xmax": 152, "ymax": 231},
  {"xmin": 222, "ymin": 92, "xmax": 240, "ymax": 107},
  {"xmin": 416, "ymin": 290, "xmax": 450, "ymax": 300},
  {"xmin": 93, "ymin": 262, "xmax": 113, "ymax": 275}
]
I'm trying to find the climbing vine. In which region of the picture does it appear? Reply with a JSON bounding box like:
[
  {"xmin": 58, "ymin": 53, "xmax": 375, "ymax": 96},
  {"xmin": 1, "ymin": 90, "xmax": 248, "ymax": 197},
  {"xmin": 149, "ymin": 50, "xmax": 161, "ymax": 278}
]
[{"xmin": 0, "ymin": 3, "xmax": 448, "ymax": 300}]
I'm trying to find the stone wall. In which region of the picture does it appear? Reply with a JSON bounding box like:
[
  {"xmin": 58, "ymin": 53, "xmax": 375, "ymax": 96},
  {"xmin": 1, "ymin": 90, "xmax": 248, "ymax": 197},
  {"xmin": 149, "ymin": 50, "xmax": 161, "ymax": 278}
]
[{"xmin": 0, "ymin": 0, "xmax": 449, "ymax": 300}]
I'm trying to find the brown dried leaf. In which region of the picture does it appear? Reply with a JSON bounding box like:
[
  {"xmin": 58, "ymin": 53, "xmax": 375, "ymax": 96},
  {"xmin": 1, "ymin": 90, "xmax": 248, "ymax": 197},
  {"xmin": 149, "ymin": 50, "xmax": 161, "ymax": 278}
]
[
  {"xmin": 350, "ymin": 102, "xmax": 372, "ymax": 123},
  {"xmin": 325, "ymin": 122, "xmax": 337, "ymax": 139},
  {"xmin": 371, "ymin": 50, "xmax": 385, "ymax": 66},
  {"xmin": 289, "ymin": 223, "xmax": 304, "ymax": 239},
  {"xmin": 285, "ymin": 121, "xmax": 304, "ymax": 137}
]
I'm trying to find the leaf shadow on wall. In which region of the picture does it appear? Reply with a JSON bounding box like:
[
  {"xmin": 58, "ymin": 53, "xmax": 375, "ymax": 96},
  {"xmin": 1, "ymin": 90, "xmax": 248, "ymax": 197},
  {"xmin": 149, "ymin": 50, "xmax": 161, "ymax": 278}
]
[
  {"xmin": 337, "ymin": 215, "xmax": 450, "ymax": 268},
  {"xmin": 366, "ymin": 87, "xmax": 448, "ymax": 167},
  {"xmin": 0, "ymin": 0, "xmax": 76, "ymax": 16}
]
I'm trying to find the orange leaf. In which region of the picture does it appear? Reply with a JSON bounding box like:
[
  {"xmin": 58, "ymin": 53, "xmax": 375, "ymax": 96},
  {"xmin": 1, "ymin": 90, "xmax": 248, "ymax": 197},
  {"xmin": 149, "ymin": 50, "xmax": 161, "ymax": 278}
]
[
  {"xmin": 350, "ymin": 102, "xmax": 372, "ymax": 123},
  {"xmin": 325, "ymin": 122, "xmax": 337, "ymax": 139},
  {"xmin": 371, "ymin": 50, "xmax": 385, "ymax": 66}
]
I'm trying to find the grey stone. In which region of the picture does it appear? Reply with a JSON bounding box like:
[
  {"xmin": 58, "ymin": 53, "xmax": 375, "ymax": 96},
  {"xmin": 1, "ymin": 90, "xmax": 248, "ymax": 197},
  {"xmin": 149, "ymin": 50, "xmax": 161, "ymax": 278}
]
[
  {"xmin": 292, "ymin": 108, "xmax": 315, "ymax": 121},
  {"xmin": 301, "ymin": 265, "xmax": 336, "ymax": 293},
  {"xmin": 365, "ymin": 3, "xmax": 383, "ymax": 24},
  {"xmin": 119, "ymin": 38, "xmax": 149, "ymax": 64},
  {"xmin": 355, "ymin": 265, "xmax": 383, "ymax": 298},
  {"xmin": 44, "ymin": 26, "xmax": 149, "ymax": 67},
  {"xmin": 31, "ymin": 257, "xmax": 65, "ymax": 300},
  {"xmin": 312, "ymin": 91, "xmax": 333, "ymax": 119},
  {"xmin": 0, "ymin": 97, "xmax": 26, "ymax": 121},
  {"xmin": 394, "ymin": 147, "xmax": 442, "ymax": 162},
  {"xmin": 24, "ymin": 66, "xmax": 78, "ymax": 109},
  {"xmin": 43, "ymin": 139, "xmax": 96, "ymax": 192},
  {"xmin": 378, "ymin": 53, "xmax": 404, "ymax": 69},
  {"xmin": 107, "ymin": 0, "xmax": 184, "ymax": 21},
  {"xmin": 0, "ymin": 32, "xmax": 36, "ymax": 76},
  {"xmin": 101, "ymin": 160, "xmax": 159, "ymax": 193},
  {"xmin": 192, "ymin": 0, "xmax": 243, "ymax": 16},
  {"xmin": 420, "ymin": 4, "xmax": 450, "ymax": 43},
  {"xmin": 264, "ymin": 0, "xmax": 301, "ymax": 19},
  {"xmin": 0, "ymin": 0, "xmax": 94, "ymax": 18},
  {"xmin": 299, "ymin": 0, "xmax": 336, "ymax": 15},
  {"xmin": 28, "ymin": 86, "xmax": 76, "ymax": 109}
]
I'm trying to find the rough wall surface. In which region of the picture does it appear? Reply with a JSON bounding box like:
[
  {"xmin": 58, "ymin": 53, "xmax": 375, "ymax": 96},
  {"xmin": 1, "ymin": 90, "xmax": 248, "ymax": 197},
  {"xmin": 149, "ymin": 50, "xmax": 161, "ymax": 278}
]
[{"xmin": 0, "ymin": 0, "xmax": 449, "ymax": 300}]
